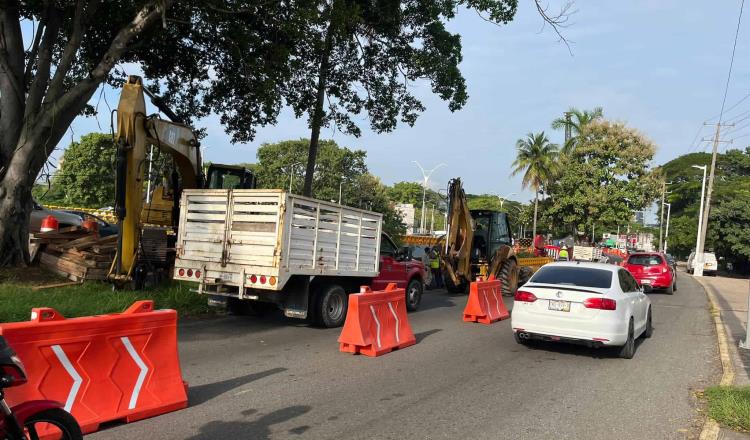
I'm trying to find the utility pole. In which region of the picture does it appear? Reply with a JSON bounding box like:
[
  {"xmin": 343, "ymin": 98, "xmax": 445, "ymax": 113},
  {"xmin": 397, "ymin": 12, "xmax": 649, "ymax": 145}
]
[{"xmin": 696, "ymin": 123, "xmax": 733, "ymax": 276}]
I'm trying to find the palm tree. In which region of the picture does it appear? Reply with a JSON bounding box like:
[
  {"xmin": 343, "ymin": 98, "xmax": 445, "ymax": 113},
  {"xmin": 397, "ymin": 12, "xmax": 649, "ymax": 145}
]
[
  {"xmin": 512, "ymin": 132, "xmax": 560, "ymax": 239},
  {"xmin": 551, "ymin": 107, "xmax": 604, "ymax": 154}
]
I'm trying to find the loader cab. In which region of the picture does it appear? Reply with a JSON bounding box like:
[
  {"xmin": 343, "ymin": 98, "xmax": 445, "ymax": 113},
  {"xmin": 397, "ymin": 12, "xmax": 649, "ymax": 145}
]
[
  {"xmin": 470, "ymin": 210, "xmax": 512, "ymax": 263},
  {"xmin": 205, "ymin": 164, "xmax": 257, "ymax": 190}
]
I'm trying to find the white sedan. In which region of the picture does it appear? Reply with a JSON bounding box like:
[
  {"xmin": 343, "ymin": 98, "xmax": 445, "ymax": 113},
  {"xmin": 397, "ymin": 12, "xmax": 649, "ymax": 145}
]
[{"xmin": 511, "ymin": 261, "xmax": 652, "ymax": 359}]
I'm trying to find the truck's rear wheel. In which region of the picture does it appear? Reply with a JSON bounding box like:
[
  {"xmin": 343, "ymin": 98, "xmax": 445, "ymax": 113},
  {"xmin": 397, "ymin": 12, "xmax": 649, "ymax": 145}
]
[
  {"xmin": 315, "ymin": 284, "xmax": 348, "ymax": 328},
  {"xmin": 499, "ymin": 258, "xmax": 519, "ymax": 297},
  {"xmin": 406, "ymin": 278, "xmax": 423, "ymax": 312}
]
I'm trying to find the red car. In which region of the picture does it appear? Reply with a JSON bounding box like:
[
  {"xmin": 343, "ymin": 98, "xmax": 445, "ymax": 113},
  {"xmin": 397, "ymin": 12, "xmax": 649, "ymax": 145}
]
[{"xmin": 623, "ymin": 253, "xmax": 676, "ymax": 294}]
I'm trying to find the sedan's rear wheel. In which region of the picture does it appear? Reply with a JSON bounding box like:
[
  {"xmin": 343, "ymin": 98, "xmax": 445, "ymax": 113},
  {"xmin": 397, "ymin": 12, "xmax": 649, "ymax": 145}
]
[
  {"xmin": 665, "ymin": 283, "xmax": 674, "ymax": 295},
  {"xmin": 643, "ymin": 308, "xmax": 653, "ymax": 338},
  {"xmin": 618, "ymin": 318, "xmax": 635, "ymax": 359}
]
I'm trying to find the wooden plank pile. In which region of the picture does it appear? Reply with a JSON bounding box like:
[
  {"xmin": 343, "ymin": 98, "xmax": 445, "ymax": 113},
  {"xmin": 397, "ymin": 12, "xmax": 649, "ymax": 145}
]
[{"xmin": 32, "ymin": 227, "xmax": 117, "ymax": 281}]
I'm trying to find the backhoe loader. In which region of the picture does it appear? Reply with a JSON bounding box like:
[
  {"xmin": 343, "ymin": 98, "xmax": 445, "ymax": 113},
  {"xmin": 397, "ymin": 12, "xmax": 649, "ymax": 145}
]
[
  {"xmin": 440, "ymin": 178, "xmax": 532, "ymax": 296},
  {"xmin": 109, "ymin": 75, "xmax": 255, "ymax": 286}
]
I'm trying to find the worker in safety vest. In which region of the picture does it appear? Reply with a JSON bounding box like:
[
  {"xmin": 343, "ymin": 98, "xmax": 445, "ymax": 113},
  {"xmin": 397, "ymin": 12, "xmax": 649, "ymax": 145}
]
[
  {"xmin": 559, "ymin": 246, "xmax": 570, "ymax": 261},
  {"xmin": 430, "ymin": 248, "xmax": 443, "ymax": 289},
  {"xmin": 422, "ymin": 247, "xmax": 433, "ymax": 288}
]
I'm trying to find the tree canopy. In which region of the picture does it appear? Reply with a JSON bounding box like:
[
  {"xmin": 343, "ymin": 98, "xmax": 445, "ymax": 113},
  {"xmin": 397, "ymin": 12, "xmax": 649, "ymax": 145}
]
[
  {"xmin": 49, "ymin": 133, "xmax": 116, "ymax": 208},
  {"xmin": 544, "ymin": 120, "xmax": 661, "ymax": 234}
]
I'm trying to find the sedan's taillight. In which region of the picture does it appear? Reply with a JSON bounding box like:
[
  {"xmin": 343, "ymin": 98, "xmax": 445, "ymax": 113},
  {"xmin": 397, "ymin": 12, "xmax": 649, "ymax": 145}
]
[
  {"xmin": 583, "ymin": 297, "xmax": 617, "ymax": 310},
  {"xmin": 514, "ymin": 290, "xmax": 537, "ymax": 302}
]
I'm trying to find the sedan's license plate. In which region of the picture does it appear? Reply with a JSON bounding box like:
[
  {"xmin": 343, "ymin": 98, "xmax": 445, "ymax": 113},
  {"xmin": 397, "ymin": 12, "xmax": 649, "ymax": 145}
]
[
  {"xmin": 548, "ymin": 300, "xmax": 571, "ymax": 312},
  {"xmin": 641, "ymin": 279, "xmax": 652, "ymax": 285}
]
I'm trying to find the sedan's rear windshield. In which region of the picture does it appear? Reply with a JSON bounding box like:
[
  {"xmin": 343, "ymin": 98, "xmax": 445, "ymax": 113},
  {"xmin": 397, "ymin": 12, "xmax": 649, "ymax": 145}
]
[
  {"xmin": 528, "ymin": 266, "xmax": 613, "ymax": 289},
  {"xmin": 628, "ymin": 255, "xmax": 663, "ymax": 266}
]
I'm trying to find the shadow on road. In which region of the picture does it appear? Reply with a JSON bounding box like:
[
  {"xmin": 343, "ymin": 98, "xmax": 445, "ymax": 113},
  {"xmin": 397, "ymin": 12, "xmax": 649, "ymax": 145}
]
[
  {"xmin": 186, "ymin": 405, "xmax": 312, "ymax": 440},
  {"xmin": 523, "ymin": 336, "xmax": 647, "ymax": 359},
  {"xmin": 709, "ymin": 287, "xmax": 750, "ymax": 381},
  {"xmin": 414, "ymin": 328, "xmax": 443, "ymax": 343},
  {"xmin": 189, "ymin": 367, "xmax": 287, "ymax": 406}
]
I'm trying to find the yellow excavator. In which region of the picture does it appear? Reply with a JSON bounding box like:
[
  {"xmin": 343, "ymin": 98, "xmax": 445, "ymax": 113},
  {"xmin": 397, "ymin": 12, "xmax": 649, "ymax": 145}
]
[
  {"xmin": 110, "ymin": 75, "xmax": 255, "ymax": 286},
  {"xmin": 440, "ymin": 178, "xmax": 534, "ymax": 296}
]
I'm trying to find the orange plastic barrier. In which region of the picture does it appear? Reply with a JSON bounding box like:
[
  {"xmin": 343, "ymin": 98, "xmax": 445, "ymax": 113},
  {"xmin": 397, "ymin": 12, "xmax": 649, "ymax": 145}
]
[
  {"xmin": 338, "ymin": 283, "xmax": 416, "ymax": 357},
  {"xmin": 0, "ymin": 301, "xmax": 187, "ymax": 435},
  {"xmin": 463, "ymin": 276, "xmax": 510, "ymax": 324}
]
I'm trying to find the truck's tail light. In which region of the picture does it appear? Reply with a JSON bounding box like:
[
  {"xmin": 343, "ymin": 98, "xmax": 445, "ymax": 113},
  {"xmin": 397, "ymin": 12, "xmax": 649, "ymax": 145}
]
[
  {"xmin": 514, "ymin": 291, "xmax": 537, "ymax": 302},
  {"xmin": 269, "ymin": 276, "xmax": 277, "ymax": 286},
  {"xmin": 178, "ymin": 268, "xmax": 185, "ymax": 277},
  {"xmin": 249, "ymin": 274, "xmax": 257, "ymax": 284},
  {"xmin": 187, "ymin": 269, "xmax": 193, "ymax": 277},
  {"xmin": 195, "ymin": 270, "xmax": 202, "ymax": 278},
  {"xmin": 259, "ymin": 275, "xmax": 267, "ymax": 284},
  {"xmin": 583, "ymin": 297, "xmax": 617, "ymax": 310}
]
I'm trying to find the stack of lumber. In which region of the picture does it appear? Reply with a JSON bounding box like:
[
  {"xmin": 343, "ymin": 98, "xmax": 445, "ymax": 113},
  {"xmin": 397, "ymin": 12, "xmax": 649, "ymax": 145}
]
[{"xmin": 32, "ymin": 227, "xmax": 117, "ymax": 281}]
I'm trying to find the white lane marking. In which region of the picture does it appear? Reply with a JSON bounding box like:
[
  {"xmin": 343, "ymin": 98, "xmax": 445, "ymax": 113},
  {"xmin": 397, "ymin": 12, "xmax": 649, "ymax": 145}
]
[
  {"xmin": 121, "ymin": 337, "xmax": 149, "ymax": 410},
  {"xmin": 482, "ymin": 290, "xmax": 494, "ymax": 320},
  {"xmin": 51, "ymin": 345, "xmax": 82, "ymax": 413},
  {"xmin": 387, "ymin": 302, "xmax": 400, "ymax": 344},
  {"xmin": 491, "ymin": 287, "xmax": 501, "ymax": 316},
  {"xmin": 369, "ymin": 305, "xmax": 382, "ymax": 348}
]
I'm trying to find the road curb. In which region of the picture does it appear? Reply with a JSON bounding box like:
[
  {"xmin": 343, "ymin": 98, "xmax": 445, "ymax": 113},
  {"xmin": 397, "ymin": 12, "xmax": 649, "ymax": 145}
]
[{"xmin": 697, "ymin": 277, "xmax": 735, "ymax": 440}]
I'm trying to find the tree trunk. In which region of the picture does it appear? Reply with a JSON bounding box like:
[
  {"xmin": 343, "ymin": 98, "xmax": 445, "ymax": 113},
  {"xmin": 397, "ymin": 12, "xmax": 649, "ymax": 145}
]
[
  {"xmin": 0, "ymin": 151, "xmax": 37, "ymax": 266},
  {"xmin": 303, "ymin": 17, "xmax": 335, "ymax": 197},
  {"xmin": 532, "ymin": 192, "xmax": 539, "ymax": 239}
]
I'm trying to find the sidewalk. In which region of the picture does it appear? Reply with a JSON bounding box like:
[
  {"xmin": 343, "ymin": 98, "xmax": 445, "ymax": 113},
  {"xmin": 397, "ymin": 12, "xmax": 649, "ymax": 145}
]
[{"xmin": 695, "ymin": 274, "xmax": 750, "ymax": 440}]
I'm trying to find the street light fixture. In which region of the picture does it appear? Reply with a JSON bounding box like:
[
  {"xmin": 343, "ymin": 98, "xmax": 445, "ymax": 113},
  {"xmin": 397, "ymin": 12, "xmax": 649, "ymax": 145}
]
[
  {"xmin": 497, "ymin": 192, "xmax": 518, "ymax": 209},
  {"xmin": 692, "ymin": 165, "xmax": 708, "ymax": 276},
  {"xmin": 413, "ymin": 161, "xmax": 446, "ymax": 234},
  {"xmin": 288, "ymin": 163, "xmax": 302, "ymax": 193}
]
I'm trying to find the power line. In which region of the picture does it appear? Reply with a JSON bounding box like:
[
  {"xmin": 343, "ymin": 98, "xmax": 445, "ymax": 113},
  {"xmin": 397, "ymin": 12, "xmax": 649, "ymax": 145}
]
[
  {"xmin": 718, "ymin": 0, "xmax": 745, "ymax": 123},
  {"xmin": 695, "ymin": 0, "xmax": 745, "ymax": 277}
]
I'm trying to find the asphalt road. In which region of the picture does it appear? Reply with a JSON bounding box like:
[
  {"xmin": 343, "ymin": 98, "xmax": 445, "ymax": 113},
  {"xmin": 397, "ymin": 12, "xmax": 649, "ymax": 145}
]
[{"xmin": 92, "ymin": 272, "xmax": 720, "ymax": 439}]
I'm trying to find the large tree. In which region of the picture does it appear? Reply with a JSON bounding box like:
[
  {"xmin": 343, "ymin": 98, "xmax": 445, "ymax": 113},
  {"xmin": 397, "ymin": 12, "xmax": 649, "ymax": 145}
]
[
  {"xmin": 254, "ymin": 138, "xmax": 405, "ymax": 236},
  {"xmin": 51, "ymin": 133, "xmax": 116, "ymax": 208},
  {"xmin": 291, "ymin": 0, "xmax": 522, "ymax": 197},
  {"xmin": 0, "ymin": 1, "xmax": 310, "ymax": 265},
  {"xmin": 512, "ymin": 131, "xmax": 559, "ymax": 238},
  {"xmin": 545, "ymin": 120, "xmax": 660, "ymax": 236}
]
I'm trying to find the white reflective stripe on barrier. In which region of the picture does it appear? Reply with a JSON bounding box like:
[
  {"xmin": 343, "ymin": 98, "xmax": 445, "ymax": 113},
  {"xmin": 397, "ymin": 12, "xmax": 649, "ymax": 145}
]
[
  {"xmin": 387, "ymin": 302, "xmax": 400, "ymax": 344},
  {"xmin": 121, "ymin": 337, "xmax": 149, "ymax": 409},
  {"xmin": 491, "ymin": 286, "xmax": 501, "ymax": 316},
  {"xmin": 51, "ymin": 345, "xmax": 83, "ymax": 412},
  {"xmin": 369, "ymin": 305, "xmax": 382, "ymax": 348}
]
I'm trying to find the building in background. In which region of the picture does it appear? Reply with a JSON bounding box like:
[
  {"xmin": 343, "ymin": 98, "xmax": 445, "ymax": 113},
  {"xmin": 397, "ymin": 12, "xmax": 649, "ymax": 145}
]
[
  {"xmin": 634, "ymin": 211, "xmax": 645, "ymax": 226},
  {"xmin": 395, "ymin": 203, "xmax": 416, "ymax": 234}
]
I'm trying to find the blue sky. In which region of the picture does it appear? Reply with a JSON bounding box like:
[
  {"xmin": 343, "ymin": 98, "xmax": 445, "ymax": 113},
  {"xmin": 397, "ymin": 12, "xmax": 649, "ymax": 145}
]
[{"xmin": 58, "ymin": 0, "xmax": 749, "ymax": 206}]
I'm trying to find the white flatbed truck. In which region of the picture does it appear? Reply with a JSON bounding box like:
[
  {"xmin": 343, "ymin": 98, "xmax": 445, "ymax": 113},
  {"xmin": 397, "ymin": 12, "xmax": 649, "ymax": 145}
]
[{"xmin": 172, "ymin": 189, "xmax": 425, "ymax": 327}]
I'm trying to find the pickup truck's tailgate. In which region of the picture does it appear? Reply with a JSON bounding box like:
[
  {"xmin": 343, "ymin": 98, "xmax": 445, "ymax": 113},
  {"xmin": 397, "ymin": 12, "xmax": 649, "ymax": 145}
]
[
  {"xmin": 228, "ymin": 192, "xmax": 282, "ymax": 267},
  {"xmin": 178, "ymin": 192, "xmax": 229, "ymax": 262}
]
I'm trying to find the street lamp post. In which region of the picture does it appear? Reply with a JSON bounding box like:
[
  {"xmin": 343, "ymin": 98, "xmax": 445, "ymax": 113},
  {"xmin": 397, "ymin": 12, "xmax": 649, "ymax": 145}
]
[
  {"xmin": 692, "ymin": 165, "xmax": 708, "ymax": 277},
  {"xmin": 663, "ymin": 202, "xmax": 672, "ymax": 253},
  {"xmin": 413, "ymin": 161, "xmax": 446, "ymax": 234},
  {"xmin": 338, "ymin": 178, "xmax": 344, "ymax": 204}
]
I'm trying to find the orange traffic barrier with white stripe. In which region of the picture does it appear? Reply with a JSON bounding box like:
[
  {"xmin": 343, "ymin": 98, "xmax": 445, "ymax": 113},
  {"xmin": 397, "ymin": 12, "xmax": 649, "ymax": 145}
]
[
  {"xmin": 338, "ymin": 283, "xmax": 416, "ymax": 357},
  {"xmin": 463, "ymin": 275, "xmax": 510, "ymax": 324},
  {"xmin": 0, "ymin": 300, "xmax": 187, "ymax": 435}
]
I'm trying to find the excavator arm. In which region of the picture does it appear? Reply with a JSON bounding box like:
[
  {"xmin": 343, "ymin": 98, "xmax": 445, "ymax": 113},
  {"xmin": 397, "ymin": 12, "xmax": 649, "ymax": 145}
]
[
  {"xmin": 440, "ymin": 178, "xmax": 474, "ymax": 290},
  {"xmin": 439, "ymin": 177, "xmax": 520, "ymax": 295},
  {"xmin": 111, "ymin": 75, "xmax": 202, "ymax": 281}
]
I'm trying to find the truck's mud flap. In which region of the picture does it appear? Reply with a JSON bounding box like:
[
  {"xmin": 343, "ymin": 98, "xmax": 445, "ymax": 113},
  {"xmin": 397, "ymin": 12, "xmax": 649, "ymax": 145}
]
[{"xmin": 283, "ymin": 276, "xmax": 310, "ymax": 319}]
